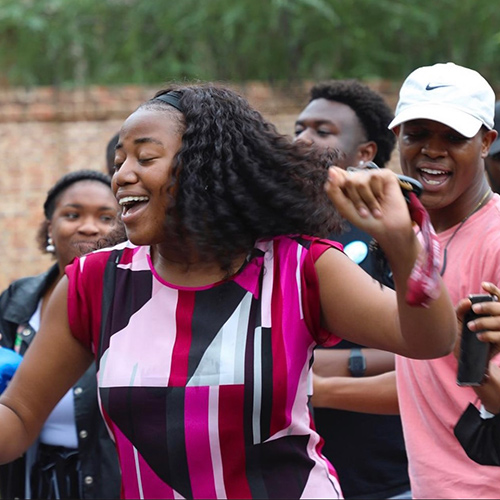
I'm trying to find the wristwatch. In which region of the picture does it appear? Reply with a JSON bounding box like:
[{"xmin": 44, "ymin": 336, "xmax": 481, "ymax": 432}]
[{"xmin": 348, "ymin": 347, "xmax": 366, "ymax": 377}]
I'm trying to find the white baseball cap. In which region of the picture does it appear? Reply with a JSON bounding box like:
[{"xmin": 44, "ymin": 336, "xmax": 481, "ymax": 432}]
[{"xmin": 388, "ymin": 62, "xmax": 495, "ymax": 138}]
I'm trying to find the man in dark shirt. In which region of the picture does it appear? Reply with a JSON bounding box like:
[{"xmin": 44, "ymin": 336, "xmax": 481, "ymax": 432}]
[{"xmin": 294, "ymin": 80, "xmax": 410, "ymax": 499}]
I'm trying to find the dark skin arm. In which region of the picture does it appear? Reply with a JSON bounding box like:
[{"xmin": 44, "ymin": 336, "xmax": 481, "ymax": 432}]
[
  {"xmin": 0, "ymin": 277, "xmax": 92, "ymax": 462},
  {"xmin": 310, "ymin": 167, "xmax": 456, "ymax": 415},
  {"xmin": 319, "ymin": 167, "xmax": 456, "ymax": 358},
  {"xmin": 312, "ymin": 281, "xmax": 500, "ymax": 416},
  {"xmin": 312, "ymin": 347, "xmax": 399, "ymax": 415},
  {"xmin": 312, "ymin": 371, "xmax": 399, "ymax": 414},
  {"xmin": 313, "ymin": 348, "xmax": 395, "ymax": 378}
]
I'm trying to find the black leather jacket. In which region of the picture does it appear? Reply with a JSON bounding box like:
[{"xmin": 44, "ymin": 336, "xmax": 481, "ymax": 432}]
[{"xmin": 0, "ymin": 264, "xmax": 121, "ymax": 499}]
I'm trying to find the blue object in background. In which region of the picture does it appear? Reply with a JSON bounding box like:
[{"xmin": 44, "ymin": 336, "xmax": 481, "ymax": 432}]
[
  {"xmin": 343, "ymin": 240, "xmax": 369, "ymax": 265},
  {"xmin": 0, "ymin": 347, "xmax": 23, "ymax": 393}
]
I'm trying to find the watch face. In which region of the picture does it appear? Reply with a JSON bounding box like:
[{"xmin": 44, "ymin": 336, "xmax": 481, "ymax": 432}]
[
  {"xmin": 350, "ymin": 357, "xmax": 364, "ymax": 371},
  {"xmin": 349, "ymin": 351, "xmax": 366, "ymax": 377}
]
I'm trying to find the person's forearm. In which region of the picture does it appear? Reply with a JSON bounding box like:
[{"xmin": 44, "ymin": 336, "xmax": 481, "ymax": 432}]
[
  {"xmin": 312, "ymin": 370, "xmax": 399, "ymax": 414},
  {"xmin": 0, "ymin": 402, "xmax": 37, "ymax": 463},
  {"xmin": 383, "ymin": 233, "xmax": 456, "ymax": 359},
  {"xmin": 323, "ymin": 167, "xmax": 456, "ymax": 359},
  {"xmin": 313, "ymin": 348, "xmax": 395, "ymax": 377}
]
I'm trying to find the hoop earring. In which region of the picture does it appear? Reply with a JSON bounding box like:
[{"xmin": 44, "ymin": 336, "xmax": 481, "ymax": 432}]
[{"xmin": 46, "ymin": 237, "xmax": 55, "ymax": 253}]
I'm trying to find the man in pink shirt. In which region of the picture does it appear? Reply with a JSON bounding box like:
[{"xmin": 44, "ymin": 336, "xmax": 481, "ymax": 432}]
[
  {"xmin": 314, "ymin": 62, "xmax": 500, "ymax": 499},
  {"xmin": 390, "ymin": 62, "xmax": 500, "ymax": 499}
]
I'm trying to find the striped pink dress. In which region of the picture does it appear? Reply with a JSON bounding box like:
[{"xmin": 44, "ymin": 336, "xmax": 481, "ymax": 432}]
[{"xmin": 67, "ymin": 235, "xmax": 343, "ymax": 499}]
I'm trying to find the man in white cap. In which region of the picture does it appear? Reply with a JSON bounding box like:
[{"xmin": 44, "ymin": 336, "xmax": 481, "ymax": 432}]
[
  {"xmin": 313, "ymin": 62, "xmax": 500, "ymax": 499},
  {"xmin": 390, "ymin": 62, "xmax": 500, "ymax": 499}
]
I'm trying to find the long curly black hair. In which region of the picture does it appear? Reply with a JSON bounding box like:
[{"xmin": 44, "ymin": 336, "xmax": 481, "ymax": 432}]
[
  {"xmin": 310, "ymin": 80, "xmax": 396, "ymax": 168},
  {"xmin": 140, "ymin": 84, "xmax": 342, "ymax": 273}
]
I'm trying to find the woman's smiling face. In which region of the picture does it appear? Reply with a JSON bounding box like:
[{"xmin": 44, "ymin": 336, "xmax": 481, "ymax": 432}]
[
  {"xmin": 49, "ymin": 180, "xmax": 119, "ymax": 267},
  {"xmin": 112, "ymin": 108, "xmax": 183, "ymax": 246}
]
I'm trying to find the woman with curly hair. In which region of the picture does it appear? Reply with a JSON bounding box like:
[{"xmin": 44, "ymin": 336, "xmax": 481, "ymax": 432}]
[{"xmin": 0, "ymin": 84, "xmax": 456, "ymax": 499}]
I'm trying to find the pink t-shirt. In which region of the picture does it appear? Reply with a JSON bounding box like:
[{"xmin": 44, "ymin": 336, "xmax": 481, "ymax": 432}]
[{"xmin": 397, "ymin": 195, "xmax": 500, "ymax": 499}]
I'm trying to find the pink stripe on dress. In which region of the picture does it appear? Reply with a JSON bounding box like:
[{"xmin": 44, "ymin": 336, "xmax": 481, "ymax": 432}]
[
  {"xmin": 218, "ymin": 385, "xmax": 252, "ymax": 499},
  {"xmin": 208, "ymin": 386, "xmax": 227, "ymax": 498},
  {"xmin": 112, "ymin": 423, "xmax": 144, "ymax": 499},
  {"xmin": 169, "ymin": 290, "xmax": 195, "ymax": 386},
  {"xmin": 185, "ymin": 387, "xmax": 217, "ymax": 499},
  {"xmin": 279, "ymin": 242, "xmax": 313, "ymax": 430},
  {"xmin": 269, "ymin": 240, "xmax": 289, "ymax": 436}
]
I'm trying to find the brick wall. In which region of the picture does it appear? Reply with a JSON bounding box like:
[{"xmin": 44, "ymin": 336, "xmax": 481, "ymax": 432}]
[{"xmin": 0, "ymin": 80, "xmax": 401, "ymax": 291}]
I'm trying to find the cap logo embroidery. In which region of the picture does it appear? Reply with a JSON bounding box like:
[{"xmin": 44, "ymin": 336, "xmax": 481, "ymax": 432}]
[
  {"xmin": 389, "ymin": 63, "xmax": 495, "ymax": 136},
  {"xmin": 425, "ymin": 83, "xmax": 453, "ymax": 91}
]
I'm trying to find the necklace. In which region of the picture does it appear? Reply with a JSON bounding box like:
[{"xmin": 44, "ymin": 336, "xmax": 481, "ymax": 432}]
[{"xmin": 440, "ymin": 188, "xmax": 492, "ymax": 276}]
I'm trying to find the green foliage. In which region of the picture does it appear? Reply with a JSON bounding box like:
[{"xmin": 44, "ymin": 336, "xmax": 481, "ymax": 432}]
[{"xmin": 1, "ymin": 0, "xmax": 500, "ymax": 87}]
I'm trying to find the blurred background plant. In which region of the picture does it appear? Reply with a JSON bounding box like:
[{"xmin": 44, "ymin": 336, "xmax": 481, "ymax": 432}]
[{"xmin": 0, "ymin": 0, "xmax": 499, "ymax": 88}]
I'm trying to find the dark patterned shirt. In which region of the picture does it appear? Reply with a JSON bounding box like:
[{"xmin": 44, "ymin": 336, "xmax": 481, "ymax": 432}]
[{"xmin": 66, "ymin": 236, "xmax": 343, "ymax": 499}]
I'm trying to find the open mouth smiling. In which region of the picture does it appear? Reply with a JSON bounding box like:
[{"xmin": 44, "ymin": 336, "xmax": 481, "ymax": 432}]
[
  {"xmin": 118, "ymin": 196, "xmax": 150, "ymax": 215},
  {"xmin": 418, "ymin": 167, "xmax": 451, "ymax": 186}
]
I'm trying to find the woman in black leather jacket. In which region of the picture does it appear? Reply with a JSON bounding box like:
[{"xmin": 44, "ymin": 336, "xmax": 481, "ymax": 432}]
[{"xmin": 0, "ymin": 170, "xmax": 125, "ymax": 499}]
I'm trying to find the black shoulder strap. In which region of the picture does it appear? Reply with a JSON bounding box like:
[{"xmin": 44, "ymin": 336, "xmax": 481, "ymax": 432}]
[{"xmin": 97, "ymin": 248, "xmax": 125, "ymax": 370}]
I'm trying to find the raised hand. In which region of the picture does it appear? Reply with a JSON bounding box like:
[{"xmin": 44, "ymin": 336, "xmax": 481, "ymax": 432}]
[{"xmin": 324, "ymin": 167, "xmax": 413, "ymax": 246}]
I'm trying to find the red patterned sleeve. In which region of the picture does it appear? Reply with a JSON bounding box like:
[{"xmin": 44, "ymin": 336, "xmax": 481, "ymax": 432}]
[
  {"xmin": 65, "ymin": 252, "xmax": 108, "ymax": 355},
  {"xmin": 301, "ymin": 238, "xmax": 344, "ymax": 347}
]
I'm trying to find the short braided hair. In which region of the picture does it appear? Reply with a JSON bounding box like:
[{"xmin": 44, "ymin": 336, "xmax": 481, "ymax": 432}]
[{"xmin": 43, "ymin": 169, "xmax": 111, "ymax": 219}]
